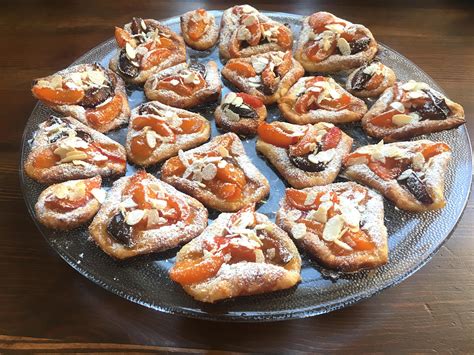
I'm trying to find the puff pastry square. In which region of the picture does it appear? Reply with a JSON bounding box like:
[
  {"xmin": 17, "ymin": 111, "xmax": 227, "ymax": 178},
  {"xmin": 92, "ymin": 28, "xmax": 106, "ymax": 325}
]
[
  {"xmin": 219, "ymin": 5, "xmax": 293, "ymax": 59},
  {"xmin": 110, "ymin": 17, "xmax": 186, "ymax": 85},
  {"xmin": 89, "ymin": 170, "xmax": 208, "ymax": 259},
  {"xmin": 277, "ymin": 182, "xmax": 388, "ymax": 272},
  {"xmin": 161, "ymin": 132, "xmax": 270, "ymax": 212},
  {"xmin": 361, "ymin": 80, "xmax": 465, "ymax": 142},
  {"xmin": 343, "ymin": 140, "xmax": 452, "ymax": 211},
  {"xmin": 32, "ymin": 63, "xmax": 130, "ymax": 133},
  {"xmin": 294, "ymin": 12, "xmax": 378, "ymax": 73},
  {"xmin": 170, "ymin": 204, "xmax": 301, "ymax": 303},
  {"xmin": 221, "ymin": 51, "xmax": 304, "ymax": 104},
  {"xmin": 278, "ymin": 76, "xmax": 367, "ymax": 124},
  {"xmin": 144, "ymin": 61, "xmax": 221, "ymax": 108},
  {"xmin": 181, "ymin": 9, "xmax": 219, "ymax": 51},
  {"xmin": 35, "ymin": 176, "xmax": 104, "ymax": 230},
  {"xmin": 256, "ymin": 121, "xmax": 353, "ymax": 188},
  {"xmin": 24, "ymin": 116, "xmax": 126, "ymax": 184},
  {"xmin": 215, "ymin": 92, "xmax": 267, "ymax": 136},
  {"xmin": 126, "ymin": 101, "xmax": 210, "ymax": 166}
]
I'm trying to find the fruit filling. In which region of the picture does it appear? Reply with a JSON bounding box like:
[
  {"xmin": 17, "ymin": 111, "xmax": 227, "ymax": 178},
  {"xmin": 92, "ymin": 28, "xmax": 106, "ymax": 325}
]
[
  {"xmin": 169, "ymin": 204, "xmax": 293, "ymax": 285},
  {"xmin": 221, "ymin": 92, "xmax": 263, "ymax": 121},
  {"xmin": 187, "ymin": 9, "xmax": 210, "ymax": 41},
  {"xmin": 285, "ymin": 186, "xmax": 375, "ymax": 256},
  {"xmin": 303, "ymin": 12, "xmax": 371, "ymax": 62},
  {"xmin": 44, "ymin": 176, "xmax": 101, "ymax": 213},
  {"xmin": 350, "ymin": 61, "xmax": 385, "ymax": 91},
  {"xmin": 156, "ymin": 68, "xmax": 206, "ymax": 96},
  {"xmin": 161, "ymin": 139, "xmax": 247, "ymax": 202},
  {"xmin": 369, "ymin": 81, "xmax": 452, "ymax": 128},
  {"xmin": 106, "ymin": 171, "xmax": 192, "ymax": 247},
  {"xmin": 258, "ymin": 122, "xmax": 342, "ymax": 172},
  {"xmin": 344, "ymin": 141, "xmax": 450, "ymax": 204},
  {"xmin": 292, "ymin": 77, "xmax": 352, "ymax": 114}
]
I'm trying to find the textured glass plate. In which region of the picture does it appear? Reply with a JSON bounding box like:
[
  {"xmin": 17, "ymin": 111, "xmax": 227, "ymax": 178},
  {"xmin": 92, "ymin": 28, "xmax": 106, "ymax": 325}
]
[{"xmin": 20, "ymin": 11, "xmax": 472, "ymax": 322}]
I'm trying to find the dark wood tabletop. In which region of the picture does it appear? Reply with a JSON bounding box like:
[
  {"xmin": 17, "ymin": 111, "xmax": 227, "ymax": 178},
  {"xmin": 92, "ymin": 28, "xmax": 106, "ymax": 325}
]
[{"xmin": 1, "ymin": 0, "xmax": 473, "ymax": 353}]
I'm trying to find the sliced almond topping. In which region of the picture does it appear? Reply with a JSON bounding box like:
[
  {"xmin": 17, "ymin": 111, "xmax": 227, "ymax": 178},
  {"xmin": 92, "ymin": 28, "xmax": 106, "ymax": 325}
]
[
  {"xmin": 50, "ymin": 75, "xmax": 63, "ymax": 89},
  {"xmin": 291, "ymin": 223, "xmax": 307, "ymax": 240},
  {"xmin": 150, "ymin": 198, "xmax": 167, "ymax": 210},
  {"xmin": 91, "ymin": 188, "xmax": 106, "ymax": 203},
  {"xmin": 304, "ymin": 191, "xmax": 317, "ymax": 206},
  {"xmin": 287, "ymin": 209, "xmax": 302, "ymax": 221},
  {"xmin": 334, "ymin": 239, "xmax": 353, "ymax": 251},
  {"xmin": 412, "ymin": 152, "xmax": 426, "ymax": 170},
  {"xmin": 169, "ymin": 79, "xmax": 180, "ymax": 86},
  {"xmin": 392, "ymin": 114, "xmax": 413, "ymax": 127},
  {"xmin": 224, "ymin": 92, "xmax": 237, "ymax": 104},
  {"xmin": 125, "ymin": 42, "xmax": 137, "ymax": 59},
  {"xmin": 307, "ymin": 201, "xmax": 333, "ymax": 223},
  {"xmin": 242, "ymin": 14, "xmax": 258, "ymax": 26},
  {"xmin": 337, "ymin": 37, "xmax": 351, "ymax": 56},
  {"xmin": 308, "ymin": 149, "xmax": 335, "ymax": 165},
  {"xmin": 145, "ymin": 130, "xmax": 157, "ymax": 149},
  {"xmin": 340, "ymin": 205, "xmax": 360, "ymax": 229},
  {"xmin": 322, "ymin": 215, "xmax": 344, "ymax": 242},
  {"xmin": 87, "ymin": 70, "xmax": 106, "ymax": 86},
  {"xmin": 390, "ymin": 101, "xmax": 405, "ymax": 113},
  {"xmin": 325, "ymin": 23, "xmax": 345, "ymax": 33},
  {"xmin": 224, "ymin": 108, "xmax": 240, "ymax": 122},
  {"xmin": 201, "ymin": 163, "xmax": 217, "ymax": 181},
  {"xmin": 217, "ymin": 145, "xmax": 230, "ymax": 158},
  {"xmin": 125, "ymin": 209, "xmax": 145, "ymax": 225}
]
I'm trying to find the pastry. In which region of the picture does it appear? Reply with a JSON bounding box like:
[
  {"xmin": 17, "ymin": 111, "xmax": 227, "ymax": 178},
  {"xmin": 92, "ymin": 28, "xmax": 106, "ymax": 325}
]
[
  {"xmin": 126, "ymin": 101, "xmax": 210, "ymax": 166},
  {"xmin": 346, "ymin": 61, "xmax": 396, "ymax": 98},
  {"xmin": 343, "ymin": 140, "xmax": 451, "ymax": 211},
  {"xmin": 294, "ymin": 11, "xmax": 378, "ymax": 73},
  {"xmin": 110, "ymin": 17, "xmax": 186, "ymax": 85},
  {"xmin": 35, "ymin": 176, "xmax": 105, "ymax": 230},
  {"xmin": 181, "ymin": 9, "xmax": 219, "ymax": 50},
  {"xmin": 32, "ymin": 63, "xmax": 130, "ymax": 133},
  {"xmin": 278, "ymin": 76, "xmax": 367, "ymax": 124},
  {"xmin": 144, "ymin": 61, "xmax": 221, "ymax": 108},
  {"xmin": 161, "ymin": 133, "xmax": 270, "ymax": 212},
  {"xmin": 214, "ymin": 92, "xmax": 267, "ymax": 136},
  {"xmin": 24, "ymin": 116, "xmax": 126, "ymax": 184},
  {"xmin": 276, "ymin": 182, "xmax": 388, "ymax": 272},
  {"xmin": 361, "ymin": 80, "xmax": 465, "ymax": 141},
  {"xmin": 256, "ymin": 121, "xmax": 353, "ymax": 188},
  {"xmin": 221, "ymin": 51, "xmax": 304, "ymax": 104},
  {"xmin": 170, "ymin": 204, "xmax": 301, "ymax": 302},
  {"xmin": 219, "ymin": 5, "xmax": 293, "ymax": 59},
  {"xmin": 89, "ymin": 170, "xmax": 208, "ymax": 259}
]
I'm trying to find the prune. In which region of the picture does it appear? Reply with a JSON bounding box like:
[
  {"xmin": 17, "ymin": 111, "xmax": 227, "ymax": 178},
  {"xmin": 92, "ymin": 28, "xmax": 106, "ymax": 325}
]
[
  {"xmin": 414, "ymin": 90, "xmax": 451, "ymax": 120},
  {"xmin": 400, "ymin": 171, "xmax": 433, "ymax": 205},
  {"xmin": 81, "ymin": 85, "xmax": 113, "ymax": 108},
  {"xmin": 351, "ymin": 69, "xmax": 371, "ymax": 91},
  {"xmin": 350, "ymin": 37, "xmax": 371, "ymax": 54},
  {"xmin": 118, "ymin": 50, "xmax": 139, "ymax": 78},
  {"xmin": 188, "ymin": 61, "xmax": 207, "ymax": 77},
  {"xmin": 290, "ymin": 153, "xmax": 327, "ymax": 172},
  {"xmin": 75, "ymin": 130, "xmax": 93, "ymax": 142},
  {"xmin": 223, "ymin": 103, "xmax": 258, "ymax": 119},
  {"xmin": 131, "ymin": 17, "xmax": 146, "ymax": 35},
  {"xmin": 107, "ymin": 212, "xmax": 134, "ymax": 247}
]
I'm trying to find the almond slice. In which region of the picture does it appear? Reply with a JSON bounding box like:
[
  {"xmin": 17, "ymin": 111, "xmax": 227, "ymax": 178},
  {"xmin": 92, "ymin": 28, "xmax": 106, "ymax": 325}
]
[
  {"xmin": 91, "ymin": 188, "xmax": 106, "ymax": 203},
  {"xmin": 125, "ymin": 209, "xmax": 145, "ymax": 225},
  {"xmin": 337, "ymin": 37, "xmax": 351, "ymax": 56}
]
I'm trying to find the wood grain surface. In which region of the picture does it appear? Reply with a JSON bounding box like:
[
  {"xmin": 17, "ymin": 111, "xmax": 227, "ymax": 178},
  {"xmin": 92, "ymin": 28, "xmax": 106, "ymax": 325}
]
[{"xmin": 0, "ymin": 0, "xmax": 473, "ymax": 353}]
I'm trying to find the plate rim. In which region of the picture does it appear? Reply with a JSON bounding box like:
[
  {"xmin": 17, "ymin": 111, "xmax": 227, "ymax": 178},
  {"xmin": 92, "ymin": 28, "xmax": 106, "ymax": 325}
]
[{"xmin": 19, "ymin": 10, "xmax": 473, "ymax": 322}]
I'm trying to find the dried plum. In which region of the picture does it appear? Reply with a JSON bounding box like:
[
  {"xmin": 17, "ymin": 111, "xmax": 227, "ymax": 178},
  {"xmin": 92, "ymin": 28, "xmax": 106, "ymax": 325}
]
[
  {"xmin": 399, "ymin": 171, "xmax": 433, "ymax": 204},
  {"xmin": 118, "ymin": 49, "xmax": 139, "ymax": 78},
  {"xmin": 223, "ymin": 103, "xmax": 258, "ymax": 119},
  {"xmin": 75, "ymin": 130, "xmax": 93, "ymax": 142},
  {"xmin": 351, "ymin": 69, "xmax": 371, "ymax": 91},
  {"xmin": 188, "ymin": 61, "xmax": 207, "ymax": 77},
  {"xmin": 290, "ymin": 153, "xmax": 326, "ymax": 172},
  {"xmin": 131, "ymin": 17, "xmax": 146, "ymax": 35},
  {"xmin": 48, "ymin": 130, "xmax": 68, "ymax": 143},
  {"xmin": 414, "ymin": 90, "xmax": 451, "ymax": 120},
  {"xmin": 107, "ymin": 212, "xmax": 134, "ymax": 247},
  {"xmin": 81, "ymin": 85, "xmax": 113, "ymax": 108},
  {"xmin": 350, "ymin": 37, "xmax": 371, "ymax": 54}
]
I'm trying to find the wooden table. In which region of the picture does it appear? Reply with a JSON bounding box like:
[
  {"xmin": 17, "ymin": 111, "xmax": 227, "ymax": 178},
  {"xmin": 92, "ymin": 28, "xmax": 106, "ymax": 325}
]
[{"xmin": 1, "ymin": 0, "xmax": 473, "ymax": 352}]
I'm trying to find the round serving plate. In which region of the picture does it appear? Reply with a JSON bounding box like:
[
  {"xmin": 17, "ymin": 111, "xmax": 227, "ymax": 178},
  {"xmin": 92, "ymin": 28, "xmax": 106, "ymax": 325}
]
[{"xmin": 20, "ymin": 11, "xmax": 472, "ymax": 321}]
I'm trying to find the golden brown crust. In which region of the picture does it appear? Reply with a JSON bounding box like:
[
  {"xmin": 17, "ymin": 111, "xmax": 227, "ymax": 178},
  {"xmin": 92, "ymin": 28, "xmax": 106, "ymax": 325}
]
[
  {"xmin": 294, "ymin": 12, "xmax": 378, "ymax": 73},
  {"xmin": 278, "ymin": 76, "xmax": 367, "ymax": 124},
  {"xmin": 343, "ymin": 140, "xmax": 451, "ymax": 211},
  {"xmin": 175, "ymin": 212, "xmax": 301, "ymax": 303},
  {"xmin": 161, "ymin": 133, "xmax": 270, "ymax": 212},
  {"xmin": 218, "ymin": 5, "xmax": 293, "ymax": 59},
  {"xmin": 256, "ymin": 122, "xmax": 353, "ymax": 188},
  {"xmin": 214, "ymin": 93, "xmax": 267, "ymax": 137},
  {"xmin": 109, "ymin": 19, "xmax": 187, "ymax": 85},
  {"xmin": 34, "ymin": 176, "xmax": 103, "ymax": 230},
  {"xmin": 221, "ymin": 51, "xmax": 304, "ymax": 105},
  {"xmin": 361, "ymin": 84, "xmax": 465, "ymax": 142},
  {"xmin": 143, "ymin": 61, "xmax": 222, "ymax": 108},
  {"xmin": 24, "ymin": 116, "xmax": 126, "ymax": 184},
  {"xmin": 32, "ymin": 64, "xmax": 130, "ymax": 133},
  {"xmin": 346, "ymin": 62, "xmax": 396, "ymax": 98},
  {"xmin": 276, "ymin": 182, "xmax": 388, "ymax": 272},
  {"xmin": 89, "ymin": 173, "xmax": 208, "ymax": 259},
  {"xmin": 125, "ymin": 101, "xmax": 211, "ymax": 166},
  {"xmin": 180, "ymin": 10, "xmax": 219, "ymax": 50}
]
